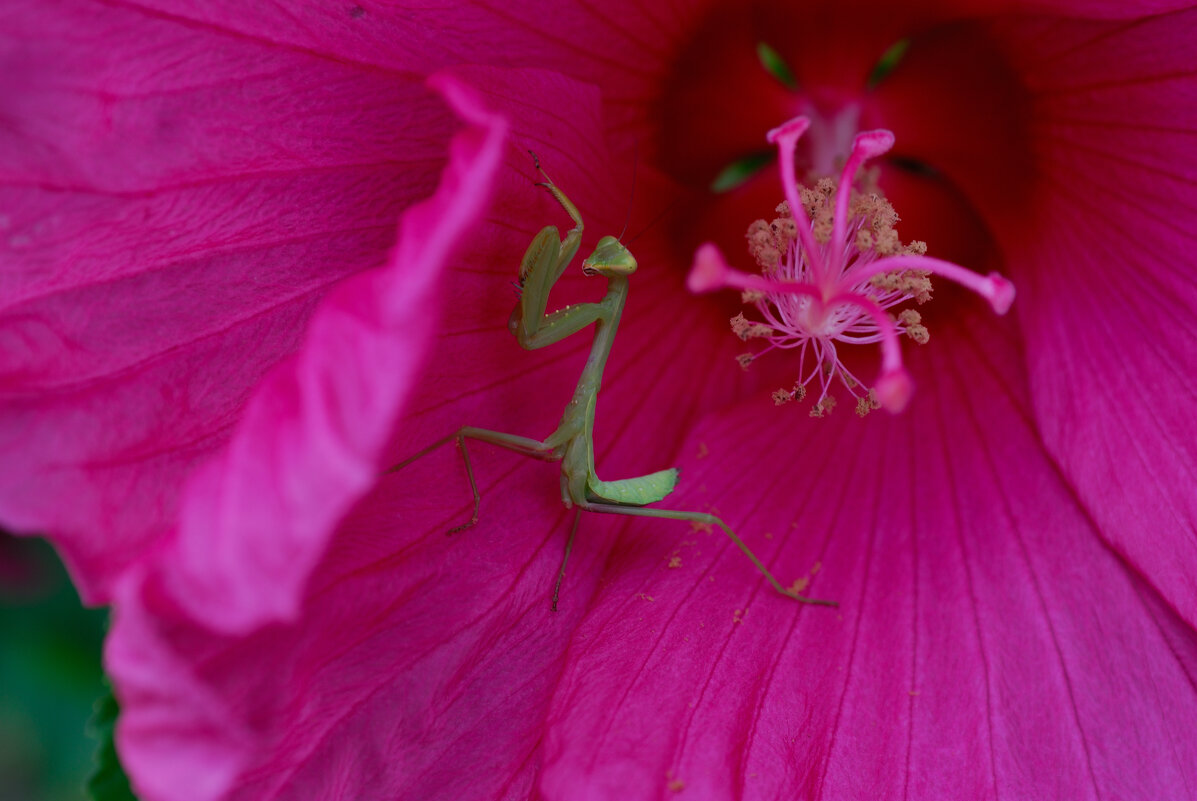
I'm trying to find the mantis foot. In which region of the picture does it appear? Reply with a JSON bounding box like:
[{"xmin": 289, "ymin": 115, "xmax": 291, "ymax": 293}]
[{"xmin": 447, "ymin": 516, "xmax": 479, "ymax": 536}]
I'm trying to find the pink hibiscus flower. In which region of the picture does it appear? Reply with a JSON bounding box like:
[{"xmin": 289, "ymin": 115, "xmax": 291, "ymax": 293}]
[{"xmin": 3, "ymin": 1, "xmax": 1196, "ymax": 799}]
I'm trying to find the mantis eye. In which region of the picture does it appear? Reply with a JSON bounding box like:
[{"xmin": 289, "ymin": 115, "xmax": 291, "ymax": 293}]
[{"xmin": 582, "ymin": 235, "xmax": 638, "ymax": 276}]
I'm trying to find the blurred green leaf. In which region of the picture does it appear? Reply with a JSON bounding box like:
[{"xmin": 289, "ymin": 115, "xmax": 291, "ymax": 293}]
[
  {"xmin": 0, "ymin": 534, "xmax": 109, "ymax": 801},
  {"xmin": 87, "ymin": 682, "xmax": 138, "ymax": 801}
]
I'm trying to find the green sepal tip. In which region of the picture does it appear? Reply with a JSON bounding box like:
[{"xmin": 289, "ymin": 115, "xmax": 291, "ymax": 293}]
[
  {"xmin": 711, "ymin": 151, "xmax": 775, "ymax": 193},
  {"xmin": 867, "ymin": 38, "xmax": 910, "ymax": 88},
  {"xmin": 756, "ymin": 42, "xmax": 798, "ymax": 90}
]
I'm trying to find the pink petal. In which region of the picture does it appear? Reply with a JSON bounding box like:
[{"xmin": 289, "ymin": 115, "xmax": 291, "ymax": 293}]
[
  {"xmin": 109, "ymin": 461, "xmax": 593, "ymax": 801},
  {"xmin": 0, "ymin": 0, "xmax": 454, "ymax": 600},
  {"xmin": 867, "ymin": 8, "xmax": 1197, "ymax": 626},
  {"xmin": 105, "ymin": 0, "xmax": 682, "ymax": 132},
  {"xmin": 997, "ymin": 11, "xmax": 1197, "ymax": 625},
  {"xmin": 540, "ymin": 307, "xmax": 1197, "ymax": 799}
]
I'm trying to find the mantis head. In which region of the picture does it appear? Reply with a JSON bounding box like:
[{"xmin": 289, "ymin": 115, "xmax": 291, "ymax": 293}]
[{"xmin": 582, "ymin": 235, "xmax": 638, "ymax": 277}]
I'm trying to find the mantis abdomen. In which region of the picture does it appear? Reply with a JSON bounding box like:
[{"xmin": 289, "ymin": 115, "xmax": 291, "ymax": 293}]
[{"xmin": 587, "ymin": 468, "xmax": 679, "ymax": 506}]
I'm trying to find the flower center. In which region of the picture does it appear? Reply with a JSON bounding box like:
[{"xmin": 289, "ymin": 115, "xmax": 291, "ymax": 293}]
[{"xmin": 688, "ymin": 116, "xmax": 1015, "ymax": 417}]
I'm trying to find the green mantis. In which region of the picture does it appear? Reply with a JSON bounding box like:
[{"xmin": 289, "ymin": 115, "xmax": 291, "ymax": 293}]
[{"xmin": 390, "ymin": 153, "xmax": 836, "ymax": 610}]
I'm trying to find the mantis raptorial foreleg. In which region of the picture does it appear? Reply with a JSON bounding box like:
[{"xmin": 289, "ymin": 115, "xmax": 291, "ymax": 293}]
[
  {"xmin": 512, "ymin": 153, "xmax": 584, "ymax": 342},
  {"xmin": 387, "ymin": 153, "xmax": 838, "ymax": 609}
]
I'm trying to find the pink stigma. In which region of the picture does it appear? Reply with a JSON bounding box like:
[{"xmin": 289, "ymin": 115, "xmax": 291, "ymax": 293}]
[
  {"xmin": 688, "ymin": 244, "xmax": 731, "ymax": 293},
  {"xmin": 988, "ymin": 273, "xmax": 1016, "ymax": 314},
  {"xmin": 876, "ymin": 368, "xmax": 913, "ymax": 414},
  {"xmin": 688, "ymin": 115, "xmax": 1016, "ymax": 416}
]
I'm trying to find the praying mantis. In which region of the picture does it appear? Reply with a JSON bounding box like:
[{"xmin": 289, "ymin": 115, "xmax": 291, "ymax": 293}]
[{"xmin": 390, "ymin": 153, "xmax": 836, "ymax": 610}]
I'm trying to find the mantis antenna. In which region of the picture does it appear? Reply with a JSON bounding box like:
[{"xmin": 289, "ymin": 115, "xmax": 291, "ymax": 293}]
[{"xmin": 617, "ymin": 139, "xmax": 638, "ymax": 242}]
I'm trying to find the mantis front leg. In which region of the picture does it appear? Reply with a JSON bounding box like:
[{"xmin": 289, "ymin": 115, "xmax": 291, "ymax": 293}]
[{"xmin": 509, "ymin": 155, "xmax": 613, "ymax": 349}]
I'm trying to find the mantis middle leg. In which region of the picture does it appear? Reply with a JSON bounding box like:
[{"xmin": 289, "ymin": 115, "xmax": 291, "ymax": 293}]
[
  {"xmin": 552, "ymin": 510, "xmax": 582, "ymax": 612},
  {"xmin": 385, "ymin": 427, "xmax": 555, "ymax": 533}
]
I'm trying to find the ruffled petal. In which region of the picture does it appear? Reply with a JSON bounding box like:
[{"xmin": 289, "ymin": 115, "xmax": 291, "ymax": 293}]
[
  {"xmin": 539, "ymin": 307, "xmax": 1197, "ymax": 799},
  {"xmin": 0, "ymin": 0, "xmax": 453, "ymax": 600},
  {"xmin": 107, "ymin": 73, "xmax": 509, "ymax": 800},
  {"xmin": 147, "ymin": 74, "xmax": 508, "ymax": 633}
]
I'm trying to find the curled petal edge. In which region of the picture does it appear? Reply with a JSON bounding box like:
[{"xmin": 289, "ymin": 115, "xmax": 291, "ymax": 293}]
[{"xmin": 153, "ymin": 73, "xmax": 509, "ymax": 636}]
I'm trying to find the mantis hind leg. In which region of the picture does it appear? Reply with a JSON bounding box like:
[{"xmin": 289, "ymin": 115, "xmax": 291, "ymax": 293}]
[
  {"xmin": 385, "ymin": 427, "xmax": 554, "ymax": 534},
  {"xmin": 577, "ymin": 501, "xmax": 838, "ymax": 607},
  {"xmin": 552, "ymin": 510, "xmax": 582, "ymax": 612}
]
